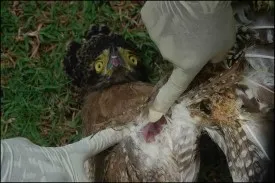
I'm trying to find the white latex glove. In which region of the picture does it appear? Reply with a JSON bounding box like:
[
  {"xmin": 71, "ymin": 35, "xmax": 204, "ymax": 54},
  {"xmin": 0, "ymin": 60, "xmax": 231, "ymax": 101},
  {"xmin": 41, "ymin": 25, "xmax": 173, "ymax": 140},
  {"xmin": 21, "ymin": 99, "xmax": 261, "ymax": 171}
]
[
  {"xmin": 141, "ymin": 1, "xmax": 236, "ymax": 122},
  {"xmin": 1, "ymin": 127, "xmax": 131, "ymax": 182}
]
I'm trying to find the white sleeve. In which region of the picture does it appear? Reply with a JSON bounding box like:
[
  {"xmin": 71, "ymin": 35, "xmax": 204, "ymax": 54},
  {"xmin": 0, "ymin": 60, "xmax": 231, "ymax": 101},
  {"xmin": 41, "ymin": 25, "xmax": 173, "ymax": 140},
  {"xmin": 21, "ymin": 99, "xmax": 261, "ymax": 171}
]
[
  {"xmin": 148, "ymin": 66, "xmax": 194, "ymax": 122},
  {"xmin": 0, "ymin": 127, "xmax": 132, "ymax": 182},
  {"xmin": 141, "ymin": 1, "xmax": 236, "ymax": 122},
  {"xmin": 63, "ymin": 127, "xmax": 131, "ymax": 161}
]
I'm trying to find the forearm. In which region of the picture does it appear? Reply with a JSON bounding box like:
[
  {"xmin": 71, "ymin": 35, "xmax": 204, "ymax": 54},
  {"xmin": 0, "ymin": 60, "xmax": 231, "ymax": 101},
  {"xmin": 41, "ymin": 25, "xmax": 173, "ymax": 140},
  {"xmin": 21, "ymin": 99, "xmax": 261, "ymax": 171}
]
[
  {"xmin": 148, "ymin": 67, "xmax": 196, "ymax": 122},
  {"xmin": 63, "ymin": 127, "xmax": 131, "ymax": 160}
]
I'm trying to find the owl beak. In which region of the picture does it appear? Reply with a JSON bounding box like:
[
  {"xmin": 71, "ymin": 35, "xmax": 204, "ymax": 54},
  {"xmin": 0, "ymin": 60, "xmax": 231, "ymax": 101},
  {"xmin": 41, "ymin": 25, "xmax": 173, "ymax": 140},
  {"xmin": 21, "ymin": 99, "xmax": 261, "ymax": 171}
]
[
  {"xmin": 111, "ymin": 56, "xmax": 120, "ymax": 67},
  {"xmin": 109, "ymin": 45, "xmax": 122, "ymax": 68}
]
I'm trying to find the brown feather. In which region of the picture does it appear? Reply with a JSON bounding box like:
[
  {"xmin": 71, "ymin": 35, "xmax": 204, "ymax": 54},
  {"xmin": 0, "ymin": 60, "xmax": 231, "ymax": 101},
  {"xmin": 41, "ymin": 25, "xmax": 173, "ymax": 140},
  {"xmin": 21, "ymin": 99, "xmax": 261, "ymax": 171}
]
[
  {"xmin": 222, "ymin": 123, "xmax": 269, "ymax": 182},
  {"xmin": 82, "ymin": 82, "xmax": 154, "ymax": 135}
]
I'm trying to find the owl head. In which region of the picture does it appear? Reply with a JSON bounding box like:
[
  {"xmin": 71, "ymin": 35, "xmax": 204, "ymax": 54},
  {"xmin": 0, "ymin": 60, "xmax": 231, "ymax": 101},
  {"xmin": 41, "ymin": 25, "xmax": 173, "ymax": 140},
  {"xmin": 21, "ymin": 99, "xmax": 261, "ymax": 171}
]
[{"xmin": 63, "ymin": 24, "xmax": 148, "ymax": 91}]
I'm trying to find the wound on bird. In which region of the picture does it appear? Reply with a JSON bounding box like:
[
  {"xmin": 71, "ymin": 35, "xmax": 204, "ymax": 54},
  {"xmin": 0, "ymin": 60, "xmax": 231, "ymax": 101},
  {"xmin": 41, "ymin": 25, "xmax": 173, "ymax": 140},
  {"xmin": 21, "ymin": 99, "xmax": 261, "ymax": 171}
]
[{"xmin": 141, "ymin": 116, "xmax": 167, "ymax": 143}]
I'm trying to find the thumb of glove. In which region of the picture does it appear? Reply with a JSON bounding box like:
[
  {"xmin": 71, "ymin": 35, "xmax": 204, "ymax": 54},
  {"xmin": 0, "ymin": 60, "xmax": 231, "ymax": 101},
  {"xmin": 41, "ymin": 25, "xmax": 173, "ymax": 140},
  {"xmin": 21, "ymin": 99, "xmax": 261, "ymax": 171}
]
[{"xmin": 147, "ymin": 106, "xmax": 164, "ymax": 122}]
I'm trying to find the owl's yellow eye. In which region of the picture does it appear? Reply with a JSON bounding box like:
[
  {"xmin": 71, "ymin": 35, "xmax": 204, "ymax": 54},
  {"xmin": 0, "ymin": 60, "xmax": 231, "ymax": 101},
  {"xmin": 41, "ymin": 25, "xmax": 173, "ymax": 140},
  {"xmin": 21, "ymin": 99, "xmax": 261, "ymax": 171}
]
[
  {"xmin": 118, "ymin": 47, "xmax": 138, "ymax": 68},
  {"xmin": 95, "ymin": 61, "xmax": 104, "ymax": 73},
  {"xmin": 129, "ymin": 56, "xmax": 138, "ymax": 65}
]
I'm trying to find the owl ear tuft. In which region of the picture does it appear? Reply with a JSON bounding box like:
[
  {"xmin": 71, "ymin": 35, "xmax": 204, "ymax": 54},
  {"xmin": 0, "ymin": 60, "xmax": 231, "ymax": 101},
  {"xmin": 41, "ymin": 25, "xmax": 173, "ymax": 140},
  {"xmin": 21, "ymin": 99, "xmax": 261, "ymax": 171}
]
[
  {"xmin": 84, "ymin": 24, "xmax": 111, "ymax": 41},
  {"xmin": 84, "ymin": 24, "xmax": 99, "ymax": 41},
  {"xmin": 98, "ymin": 24, "xmax": 110, "ymax": 35}
]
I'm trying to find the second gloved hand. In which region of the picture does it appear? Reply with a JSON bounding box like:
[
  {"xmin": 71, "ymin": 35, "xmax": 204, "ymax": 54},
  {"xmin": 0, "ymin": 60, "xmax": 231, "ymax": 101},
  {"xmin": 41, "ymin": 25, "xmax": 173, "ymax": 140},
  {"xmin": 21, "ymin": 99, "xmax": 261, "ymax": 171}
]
[{"xmin": 1, "ymin": 127, "xmax": 132, "ymax": 182}]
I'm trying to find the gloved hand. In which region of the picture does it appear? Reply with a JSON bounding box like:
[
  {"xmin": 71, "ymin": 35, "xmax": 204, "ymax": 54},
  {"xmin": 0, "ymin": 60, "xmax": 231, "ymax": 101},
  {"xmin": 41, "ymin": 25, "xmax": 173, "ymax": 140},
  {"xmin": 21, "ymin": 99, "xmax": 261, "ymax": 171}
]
[
  {"xmin": 1, "ymin": 127, "xmax": 131, "ymax": 182},
  {"xmin": 141, "ymin": 1, "xmax": 236, "ymax": 122}
]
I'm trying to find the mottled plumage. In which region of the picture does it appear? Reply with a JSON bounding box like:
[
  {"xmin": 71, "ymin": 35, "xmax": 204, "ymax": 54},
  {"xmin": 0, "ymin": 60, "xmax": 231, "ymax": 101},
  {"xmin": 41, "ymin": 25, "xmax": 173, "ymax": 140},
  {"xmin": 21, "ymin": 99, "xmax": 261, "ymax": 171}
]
[{"xmin": 92, "ymin": 58, "xmax": 273, "ymax": 182}]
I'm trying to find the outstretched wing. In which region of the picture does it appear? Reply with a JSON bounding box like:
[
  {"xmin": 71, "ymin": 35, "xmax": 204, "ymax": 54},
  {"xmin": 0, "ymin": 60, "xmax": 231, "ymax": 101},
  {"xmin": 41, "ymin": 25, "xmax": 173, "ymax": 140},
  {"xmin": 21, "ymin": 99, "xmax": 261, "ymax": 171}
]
[
  {"xmin": 180, "ymin": 2, "xmax": 274, "ymax": 181},
  {"xmin": 206, "ymin": 15, "xmax": 274, "ymax": 182}
]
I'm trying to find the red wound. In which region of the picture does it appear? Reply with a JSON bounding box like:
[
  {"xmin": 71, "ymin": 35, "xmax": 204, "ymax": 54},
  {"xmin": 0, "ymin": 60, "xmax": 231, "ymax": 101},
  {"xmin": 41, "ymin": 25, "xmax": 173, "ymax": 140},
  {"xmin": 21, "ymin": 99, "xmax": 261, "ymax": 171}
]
[{"xmin": 142, "ymin": 116, "xmax": 167, "ymax": 143}]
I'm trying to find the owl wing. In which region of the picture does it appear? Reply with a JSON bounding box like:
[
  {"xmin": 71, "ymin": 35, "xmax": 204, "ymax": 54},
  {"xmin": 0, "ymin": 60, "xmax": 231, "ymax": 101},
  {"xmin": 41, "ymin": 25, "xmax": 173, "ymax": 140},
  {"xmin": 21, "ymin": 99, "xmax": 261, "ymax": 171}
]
[
  {"xmin": 204, "ymin": 30, "xmax": 274, "ymax": 183},
  {"xmin": 201, "ymin": 70, "xmax": 273, "ymax": 182},
  {"xmin": 206, "ymin": 123, "xmax": 270, "ymax": 182},
  {"xmin": 235, "ymin": 2, "xmax": 274, "ymax": 166},
  {"xmin": 224, "ymin": 1, "xmax": 273, "ymax": 68},
  {"xmin": 102, "ymin": 139, "xmax": 142, "ymax": 182},
  {"xmin": 232, "ymin": 45, "xmax": 273, "ymax": 182},
  {"xmin": 173, "ymin": 124, "xmax": 201, "ymax": 182}
]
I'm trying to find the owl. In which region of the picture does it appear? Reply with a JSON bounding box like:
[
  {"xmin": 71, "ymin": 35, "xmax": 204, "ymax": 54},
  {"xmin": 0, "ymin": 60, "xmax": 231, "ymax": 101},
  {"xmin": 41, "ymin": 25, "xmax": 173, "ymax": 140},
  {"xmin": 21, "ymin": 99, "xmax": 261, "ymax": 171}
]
[
  {"xmin": 63, "ymin": 2, "xmax": 274, "ymax": 181},
  {"xmin": 94, "ymin": 36, "xmax": 273, "ymax": 182},
  {"xmin": 63, "ymin": 24, "xmax": 156, "ymax": 181}
]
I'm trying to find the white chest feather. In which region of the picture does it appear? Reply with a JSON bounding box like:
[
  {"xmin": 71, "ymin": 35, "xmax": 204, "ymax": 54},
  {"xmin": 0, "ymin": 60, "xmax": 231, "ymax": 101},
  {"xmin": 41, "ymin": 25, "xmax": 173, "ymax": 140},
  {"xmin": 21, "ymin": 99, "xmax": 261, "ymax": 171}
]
[{"xmin": 123, "ymin": 102, "xmax": 201, "ymax": 181}]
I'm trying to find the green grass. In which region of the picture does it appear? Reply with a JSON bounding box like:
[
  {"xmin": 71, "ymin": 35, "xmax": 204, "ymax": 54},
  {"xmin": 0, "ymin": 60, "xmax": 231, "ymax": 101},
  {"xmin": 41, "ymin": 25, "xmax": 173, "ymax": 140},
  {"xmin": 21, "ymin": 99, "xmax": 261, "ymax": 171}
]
[{"xmin": 1, "ymin": 1, "xmax": 171, "ymax": 146}]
